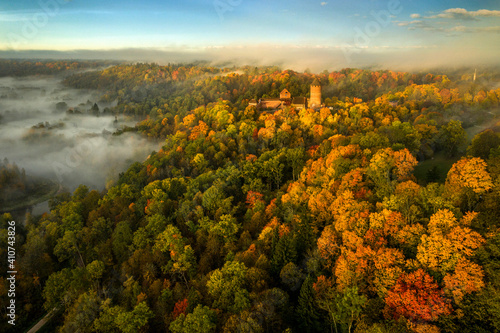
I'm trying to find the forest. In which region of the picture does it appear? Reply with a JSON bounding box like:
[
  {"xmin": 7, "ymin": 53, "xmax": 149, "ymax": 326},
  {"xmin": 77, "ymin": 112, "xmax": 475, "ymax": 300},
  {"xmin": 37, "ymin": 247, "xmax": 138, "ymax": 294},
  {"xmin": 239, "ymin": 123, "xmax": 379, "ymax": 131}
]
[
  {"xmin": 1, "ymin": 60, "xmax": 500, "ymax": 333},
  {"xmin": 0, "ymin": 60, "xmax": 118, "ymax": 77}
]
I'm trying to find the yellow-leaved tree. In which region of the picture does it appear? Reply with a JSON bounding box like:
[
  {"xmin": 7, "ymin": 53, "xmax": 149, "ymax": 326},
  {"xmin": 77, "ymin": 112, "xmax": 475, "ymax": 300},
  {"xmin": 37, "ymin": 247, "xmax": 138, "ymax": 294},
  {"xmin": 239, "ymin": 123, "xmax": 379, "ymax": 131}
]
[
  {"xmin": 417, "ymin": 209, "xmax": 485, "ymax": 277},
  {"xmin": 445, "ymin": 157, "xmax": 493, "ymax": 211},
  {"xmin": 367, "ymin": 148, "xmax": 417, "ymax": 199}
]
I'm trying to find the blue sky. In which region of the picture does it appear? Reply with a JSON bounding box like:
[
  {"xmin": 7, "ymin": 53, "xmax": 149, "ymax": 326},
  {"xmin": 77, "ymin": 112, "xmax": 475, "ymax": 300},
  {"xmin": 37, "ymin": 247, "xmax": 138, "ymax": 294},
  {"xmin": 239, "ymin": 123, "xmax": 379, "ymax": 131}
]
[{"xmin": 0, "ymin": 0, "xmax": 499, "ymax": 69}]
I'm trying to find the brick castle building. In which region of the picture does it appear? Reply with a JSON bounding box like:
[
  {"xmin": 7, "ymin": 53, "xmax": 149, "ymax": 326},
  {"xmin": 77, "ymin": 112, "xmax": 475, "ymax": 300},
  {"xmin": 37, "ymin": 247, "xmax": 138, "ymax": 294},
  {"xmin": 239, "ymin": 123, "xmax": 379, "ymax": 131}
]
[{"xmin": 249, "ymin": 79, "xmax": 322, "ymax": 110}]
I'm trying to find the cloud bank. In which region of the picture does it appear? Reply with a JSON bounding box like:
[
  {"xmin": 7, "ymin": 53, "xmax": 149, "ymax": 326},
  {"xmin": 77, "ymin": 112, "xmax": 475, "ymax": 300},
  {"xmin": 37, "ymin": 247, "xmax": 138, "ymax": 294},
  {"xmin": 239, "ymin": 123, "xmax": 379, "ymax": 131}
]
[
  {"xmin": 0, "ymin": 42, "xmax": 498, "ymax": 73},
  {"xmin": 425, "ymin": 8, "xmax": 500, "ymax": 20},
  {"xmin": 401, "ymin": 7, "xmax": 500, "ymax": 34}
]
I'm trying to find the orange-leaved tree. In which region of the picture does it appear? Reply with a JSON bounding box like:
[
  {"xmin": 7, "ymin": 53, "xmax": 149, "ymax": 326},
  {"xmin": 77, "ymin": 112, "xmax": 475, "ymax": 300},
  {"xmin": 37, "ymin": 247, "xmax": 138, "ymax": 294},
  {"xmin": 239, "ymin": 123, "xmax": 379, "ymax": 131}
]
[
  {"xmin": 384, "ymin": 269, "xmax": 452, "ymax": 323},
  {"xmin": 443, "ymin": 257, "xmax": 484, "ymax": 304}
]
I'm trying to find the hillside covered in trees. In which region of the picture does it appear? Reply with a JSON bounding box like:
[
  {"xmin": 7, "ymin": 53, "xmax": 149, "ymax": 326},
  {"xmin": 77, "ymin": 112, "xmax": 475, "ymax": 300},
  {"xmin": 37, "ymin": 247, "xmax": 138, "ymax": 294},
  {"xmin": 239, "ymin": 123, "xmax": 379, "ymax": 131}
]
[
  {"xmin": 1, "ymin": 61, "xmax": 500, "ymax": 333},
  {"xmin": 0, "ymin": 60, "xmax": 117, "ymax": 77}
]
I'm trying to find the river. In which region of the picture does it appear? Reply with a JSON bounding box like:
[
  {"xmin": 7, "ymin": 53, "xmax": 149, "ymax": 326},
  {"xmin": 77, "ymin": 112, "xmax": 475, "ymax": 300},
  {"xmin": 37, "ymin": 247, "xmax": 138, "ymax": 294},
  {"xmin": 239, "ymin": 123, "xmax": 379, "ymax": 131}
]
[{"xmin": 6, "ymin": 200, "xmax": 50, "ymax": 226}]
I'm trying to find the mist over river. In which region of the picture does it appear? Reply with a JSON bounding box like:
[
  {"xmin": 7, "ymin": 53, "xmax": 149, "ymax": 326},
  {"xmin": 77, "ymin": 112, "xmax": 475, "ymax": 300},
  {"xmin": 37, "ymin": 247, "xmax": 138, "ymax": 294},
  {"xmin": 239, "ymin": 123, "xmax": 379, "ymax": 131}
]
[{"xmin": 0, "ymin": 76, "xmax": 160, "ymax": 192}]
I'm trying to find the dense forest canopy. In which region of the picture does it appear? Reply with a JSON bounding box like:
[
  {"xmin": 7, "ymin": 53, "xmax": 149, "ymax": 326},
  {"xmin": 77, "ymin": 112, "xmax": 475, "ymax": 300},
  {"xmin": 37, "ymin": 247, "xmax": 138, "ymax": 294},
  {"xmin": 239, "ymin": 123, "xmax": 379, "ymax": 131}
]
[
  {"xmin": 0, "ymin": 60, "xmax": 120, "ymax": 77},
  {"xmin": 1, "ymin": 60, "xmax": 500, "ymax": 333}
]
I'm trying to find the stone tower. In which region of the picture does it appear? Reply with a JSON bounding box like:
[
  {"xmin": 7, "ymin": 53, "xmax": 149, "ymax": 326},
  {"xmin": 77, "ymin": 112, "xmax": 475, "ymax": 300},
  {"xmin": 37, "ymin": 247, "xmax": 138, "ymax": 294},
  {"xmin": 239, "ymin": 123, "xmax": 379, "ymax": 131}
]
[{"xmin": 309, "ymin": 78, "xmax": 321, "ymax": 108}]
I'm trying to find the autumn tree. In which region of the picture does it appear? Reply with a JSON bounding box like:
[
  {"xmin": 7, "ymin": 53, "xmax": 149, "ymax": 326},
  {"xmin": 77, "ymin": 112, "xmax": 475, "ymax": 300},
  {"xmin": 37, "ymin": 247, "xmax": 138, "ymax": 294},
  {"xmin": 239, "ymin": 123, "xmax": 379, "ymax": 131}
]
[
  {"xmin": 438, "ymin": 120, "xmax": 467, "ymax": 157},
  {"xmin": 153, "ymin": 225, "xmax": 197, "ymax": 285},
  {"xmin": 206, "ymin": 260, "xmax": 250, "ymax": 313},
  {"xmin": 372, "ymin": 247, "xmax": 405, "ymax": 297},
  {"xmin": 417, "ymin": 209, "xmax": 485, "ymax": 275},
  {"xmin": 314, "ymin": 276, "xmax": 367, "ymax": 333},
  {"xmin": 467, "ymin": 129, "xmax": 500, "ymax": 160},
  {"xmin": 384, "ymin": 269, "xmax": 452, "ymax": 324},
  {"xmin": 331, "ymin": 190, "xmax": 371, "ymax": 236},
  {"xmin": 367, "ymin": 148, "xmax": 417, "ymax": 199},
  {"xmin": 317, "ymin": 225, "xmax": 340, "ymax": 268},
  {"xmin": 115, "ymin": 302, "xmax": 154, "ymax": 333},
  {"xmin": 443, "ymin": 257, "xmax": 485, "ymax": 304},
  {"xmin": 169, "ymin": 305, "xmax": 217, "ymax": 333},
  {"xmin": 445, "ymin": 157, "xmax": 493, "ymax": 210},
  {"xmin": 199, "ymin": 214, "xmax": 240, "ymax": 244}
]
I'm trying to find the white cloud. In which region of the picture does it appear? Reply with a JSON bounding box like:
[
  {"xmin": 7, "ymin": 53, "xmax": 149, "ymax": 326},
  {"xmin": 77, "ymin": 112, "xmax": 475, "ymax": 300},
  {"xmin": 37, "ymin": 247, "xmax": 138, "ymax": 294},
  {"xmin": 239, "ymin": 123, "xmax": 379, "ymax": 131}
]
[
  {"xmin": 394, "ymin": 20, "xmax": 444, "ymax": 32},
  {"xmin": 448, "ymin": 25, "xmax": 467, "ymax": 32},
  {"xmin": 396, "ymin": 8, "xmax": 500, "ymax": 35},
  {"xmin": 396, "ymin": 18, "xmax": 500, "ymax": 35},
  {"xmin": 321, "ymin": 2, "xmax": 328, "ymax": 6},
  {"xmin": 426, "ymin": 8, "xmax": 500, "ymax": 20},
  {"xmin": 397, "ymin": 20, "xmax": 422, "ymax": 27}
]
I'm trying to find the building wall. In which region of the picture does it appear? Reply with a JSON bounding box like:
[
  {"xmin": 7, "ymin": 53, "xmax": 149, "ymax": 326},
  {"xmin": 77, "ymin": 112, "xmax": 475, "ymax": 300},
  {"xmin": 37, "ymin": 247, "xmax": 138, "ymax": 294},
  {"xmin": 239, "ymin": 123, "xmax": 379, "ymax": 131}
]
[
  {"xmin": 309, "ymin": 85, "xmax": 321, "ymax": 108},
  {"xmin": 280, "ymin": 89, "xmax": 291, "ymax": 99},
  {"xmin": 260, "ymin": 99, "xmax": 283, "ymax": 109}
]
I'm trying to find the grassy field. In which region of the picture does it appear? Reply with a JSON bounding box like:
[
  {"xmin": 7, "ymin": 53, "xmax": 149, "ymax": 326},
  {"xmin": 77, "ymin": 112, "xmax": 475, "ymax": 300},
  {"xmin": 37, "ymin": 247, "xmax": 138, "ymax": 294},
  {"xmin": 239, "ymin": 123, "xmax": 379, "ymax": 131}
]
[{"xmin": 413, "ymin": 153, "xmax": 460, "ymax": 185}]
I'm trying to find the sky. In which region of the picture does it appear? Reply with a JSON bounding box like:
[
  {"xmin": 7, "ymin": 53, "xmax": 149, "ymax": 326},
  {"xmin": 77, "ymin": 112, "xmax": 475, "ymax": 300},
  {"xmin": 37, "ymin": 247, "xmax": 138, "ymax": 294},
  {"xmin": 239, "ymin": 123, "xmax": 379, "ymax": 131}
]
[{"xmin": 0, "ymin": 0, "xmax": 499, "ymax": 70}]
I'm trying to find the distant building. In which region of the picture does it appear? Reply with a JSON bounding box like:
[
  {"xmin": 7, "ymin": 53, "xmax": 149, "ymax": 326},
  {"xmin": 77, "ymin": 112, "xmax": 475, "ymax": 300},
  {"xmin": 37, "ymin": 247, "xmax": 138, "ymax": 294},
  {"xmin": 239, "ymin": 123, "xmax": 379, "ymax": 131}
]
[
  {"xmin": 249, "ymin": 80, "xmax": 322, "ymax": 110},
  {"xmin": 248, "ymin": 99, "xmax": 258, "ymax": 107},
  {"xmin": 280, "ymin": 88, "xmax": 292, "ymax": 106},
  {"xmin": 259, "ymin": 98, "xmax": 282, "ymax": 109},
  {"xmin": 292, "ymin": 97, "xmax": 307, "ymax": 109},
  {"xmin": 309, "ymin": 78, "xmax": 322, "ymax": 109},
  {"xmin": 280, "ymin": 88, "xmax": 291, "ymax": 100}
]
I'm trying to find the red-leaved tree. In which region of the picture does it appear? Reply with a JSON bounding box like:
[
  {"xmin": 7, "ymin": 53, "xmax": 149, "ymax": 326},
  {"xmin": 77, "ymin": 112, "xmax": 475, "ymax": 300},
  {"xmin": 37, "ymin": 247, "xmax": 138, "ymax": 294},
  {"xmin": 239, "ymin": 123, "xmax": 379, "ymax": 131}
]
[{"xmin": 384, "ymin": 269, "xmax": 452, "ymax": 323}]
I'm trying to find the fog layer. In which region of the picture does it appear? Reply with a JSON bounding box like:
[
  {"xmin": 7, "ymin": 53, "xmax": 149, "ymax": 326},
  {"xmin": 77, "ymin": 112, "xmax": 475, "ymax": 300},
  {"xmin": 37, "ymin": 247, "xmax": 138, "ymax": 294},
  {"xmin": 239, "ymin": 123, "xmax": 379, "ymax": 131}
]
[
  {"xmin": 1, "ymin": 44, "xmax": 498, "ymax": 73},
  {"xmin": 0, "ymin": 76, "xmax": 160, "ymax": 191}
]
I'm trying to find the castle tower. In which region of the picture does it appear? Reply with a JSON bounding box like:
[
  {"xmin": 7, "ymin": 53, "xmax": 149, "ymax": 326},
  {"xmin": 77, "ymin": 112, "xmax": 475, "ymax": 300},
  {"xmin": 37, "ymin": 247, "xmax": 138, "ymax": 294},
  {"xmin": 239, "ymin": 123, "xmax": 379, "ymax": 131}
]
[{"xmin": 309, "ymin": 78, "xmax": 321, "ymax": 108}]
